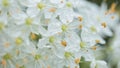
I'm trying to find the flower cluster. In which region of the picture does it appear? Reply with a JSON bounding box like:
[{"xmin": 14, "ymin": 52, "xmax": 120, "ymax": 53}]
[{"xmin": 0, "ymin": 0, "xmax": 119, "ymax": 68}]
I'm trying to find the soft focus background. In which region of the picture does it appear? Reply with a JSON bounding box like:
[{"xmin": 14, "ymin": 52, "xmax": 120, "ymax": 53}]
[{"xmin": 88, "ymin": 0, "xmax": 120, "ymax": 68}]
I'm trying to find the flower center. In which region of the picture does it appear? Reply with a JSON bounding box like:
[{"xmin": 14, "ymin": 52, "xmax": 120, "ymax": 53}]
[
  {"xmin": 2, "ymin": 0, "xmax": 9, "ymax": 7},
  {"xmin": 20, "ymin": 65, "xmax": 25, "ymax": 68},
  {"xmin": 49, "ymin": 36, "xmax": 55, "ymax": 43},
  {"xmin": 80, "ymin": 42, "xmax": 86, "ymax": 48},
  {"xmin": 66, "ymin": 2, "xmax": 72, "ymax": 7},
  {"xmin": 3, "ymin": 53, "xmax": 12, "ymax": 60},
  {"xmin": 90, "ymin": 26, "xmax": 97, "ymax": 32},
  {"xmin": 34, "ymin": 54, "xmax": 41, "ymax": 60},
  {"xmin": 15, "ymin": 37, "xmax": 23, "ymax": 45},
  {"xmin": 61, "ymin": 24, "xmax": 67, "ymax": 32},
  {"xmin": 37, "ymin": 3, "xmax": 45, "ymax": 10},
  {"xmin": 0, "ymin": 22, "xmax": 5, "ymax": 31},
  {"xmin": 25, "ymin": 18, "xmax": 33, "ymax": 25},
  {"xmin": 64, "ymin": 52, "xmax": 72, "ymax": 58}
]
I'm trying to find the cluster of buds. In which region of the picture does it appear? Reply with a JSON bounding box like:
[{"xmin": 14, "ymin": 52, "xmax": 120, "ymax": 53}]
[{"xmin": 0, "ymin": 0, "xmax": 119, "ymax": 68}]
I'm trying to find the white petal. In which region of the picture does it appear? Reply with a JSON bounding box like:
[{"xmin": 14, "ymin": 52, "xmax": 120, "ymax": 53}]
[{"xmin": 27, "ymin": 7, "xmax": 39, "ymax": 18}]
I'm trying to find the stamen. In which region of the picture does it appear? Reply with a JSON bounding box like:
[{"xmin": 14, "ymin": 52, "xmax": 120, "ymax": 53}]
[
  {"xmin": 49, "ymin": 7, "xmax": 56, "ymax": 12},
  {"xmin": 4, "ymin": 42, "xmax": 10, "ymax": 48},
  {"xmin": 101, "ymin": 22, "xmax": 107, "ymax": 28},
  {"xmin": 30, "ymin": 33, "xmax": 37, "ymax": 40},
  {"xmin": 95, "ymin": 40, "xmax": 100, "ymax": 43},
  {"xmin": 91, "ymin": 46, "xmax": 97, "ymax": 50},
  {"xmin": 34, "ymin": 54, "xmax": 41, "ymax": 60},
  {"xmin": 78, "ymin": 24, "xmax": 83, "ymax": 29},
  {"xmin": 61, "ymin": 40, "xmax": 67, "ymax": 47},
  {"xmin": 109, "ymin": 3, "xmax": 116, "ymax": 13},
  {"xmin": 78, "ymin": 16, "xmax": 83, "ymax": 22},
  {"xmin": 74, "ymin": 58, "xmax": 80, "ymax": 64},
  {"xmin": 90, "ymin": 26, "xmax": 97, "ymax": 32},
  {"xmin": 1, "ymin": 59, "xmax": 6, "ymax": 67},
  {"xmin": 111, "ymin": 16, "xmax": 115, "ymax": 19}
]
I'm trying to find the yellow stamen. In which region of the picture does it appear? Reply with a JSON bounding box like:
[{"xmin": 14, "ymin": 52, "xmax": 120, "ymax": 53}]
[
  {"xmin": 74, "ymin": 58, "xmax": 80, "ymax": 64},
  {"xmin": 78, "ymin": 16, "xmax": 83, "ymax": 22},
  {"xmin": 4, "ymin": 42, "xmax": 10, "ymax": 48},
  {"xmin": 49, "ymin": 7, "xmax": 56, "ymax": 12},
  {"xmin": 61, "ymin": 40, "xmax": 67, "ymax": 47},
  {"xmin": 30, "ymin": 33, "xmax": 37, "ymax": 40},
  {"xmin": 111, "ymin": 16, "xmax": 115, "ymax": 19},
  {"xmin": 78, "ymin": 24, "xmax": 82, "ymax": 29},
  {"xmin": 1, "ymin": 59, "xmax": 6, "ymax": 67},
  {"xmin": 101, "ymin": 22, "xmax": 107, "ymax": 28},
  {"xmin": 91, "ymin": 46, "xmax": 97, "ymax": 50},
  {"xmin": 109, "ymin": 3, "xmax": 116, "ymax": 13},
  {"xmin": 95, "ymin": 40, "xmax": 100, "ymax": 43}
]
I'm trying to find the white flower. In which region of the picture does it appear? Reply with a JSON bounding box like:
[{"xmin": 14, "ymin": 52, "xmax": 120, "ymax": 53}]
[{"xmin": 91, "ymin": 60, "xmax": 108, "ymax": 68}]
